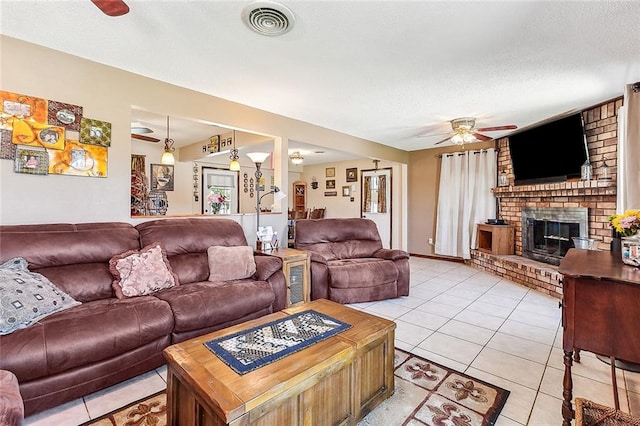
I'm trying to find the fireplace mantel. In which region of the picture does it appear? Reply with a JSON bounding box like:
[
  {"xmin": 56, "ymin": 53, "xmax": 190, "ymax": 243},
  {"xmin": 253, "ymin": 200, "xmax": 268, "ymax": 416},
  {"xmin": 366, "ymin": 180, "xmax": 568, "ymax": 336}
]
[{"xmin": 492, "ymin": 180, "xmax": 616, "ymax": 199}]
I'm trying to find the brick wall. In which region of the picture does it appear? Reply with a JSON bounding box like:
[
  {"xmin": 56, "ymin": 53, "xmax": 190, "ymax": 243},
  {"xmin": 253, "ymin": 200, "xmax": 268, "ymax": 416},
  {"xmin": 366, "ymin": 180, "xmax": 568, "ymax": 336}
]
[
  {"xmin": 467, "ymin": 97, "xmax": 621, "ymax": 298},
  {"xmin": 495, "ymin": 97, "xmax": 620, "ymax": 253}
]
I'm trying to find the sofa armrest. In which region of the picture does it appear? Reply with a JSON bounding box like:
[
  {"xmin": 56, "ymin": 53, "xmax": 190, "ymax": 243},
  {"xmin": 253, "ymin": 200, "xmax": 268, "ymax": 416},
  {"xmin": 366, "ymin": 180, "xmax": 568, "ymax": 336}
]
[
  {"xmin": 373, "ymin": 249, "xmax": 409, "ymax": 261},
  {"xmin": 253, "ymin": 255, "xmax": 282, "ymax": 281},
  {"xmin": 308, "ymin": 251, "xmax": 329, "ymax": 265}
]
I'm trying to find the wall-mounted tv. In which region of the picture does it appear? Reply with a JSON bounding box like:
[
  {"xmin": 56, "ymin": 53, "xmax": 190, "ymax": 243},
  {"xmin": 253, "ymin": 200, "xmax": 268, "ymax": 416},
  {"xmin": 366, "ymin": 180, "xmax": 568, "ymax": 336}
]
[{"xmin": 508, "ymin": 113, "xmax": 588, "ymax": 185}]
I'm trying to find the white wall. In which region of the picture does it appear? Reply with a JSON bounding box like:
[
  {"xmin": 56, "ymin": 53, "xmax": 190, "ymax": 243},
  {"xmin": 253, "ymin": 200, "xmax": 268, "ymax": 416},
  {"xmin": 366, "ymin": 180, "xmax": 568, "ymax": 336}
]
[{"xmin": 0, "ymin": 36, "xmax": 408, "ymax": 248}]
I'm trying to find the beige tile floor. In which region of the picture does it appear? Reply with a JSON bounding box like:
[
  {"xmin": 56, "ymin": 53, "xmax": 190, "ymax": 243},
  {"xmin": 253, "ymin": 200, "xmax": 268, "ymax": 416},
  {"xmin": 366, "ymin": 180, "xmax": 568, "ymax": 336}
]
[{"xmin": 25, "ymin": 256, "xmax": 640, "ymax": 425}]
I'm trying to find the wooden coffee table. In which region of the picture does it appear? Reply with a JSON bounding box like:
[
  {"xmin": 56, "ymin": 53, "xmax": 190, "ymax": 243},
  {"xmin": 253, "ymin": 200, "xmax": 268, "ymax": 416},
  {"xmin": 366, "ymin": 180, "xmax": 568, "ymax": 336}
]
[{"xmin": 163, "ymin": 299, "xmax": 395, "ymax": 426}]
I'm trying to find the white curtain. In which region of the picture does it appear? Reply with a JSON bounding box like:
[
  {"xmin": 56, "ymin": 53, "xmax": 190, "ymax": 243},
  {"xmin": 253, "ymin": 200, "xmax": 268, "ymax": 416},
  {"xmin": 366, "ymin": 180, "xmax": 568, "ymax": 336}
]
[
  {"xmin": 618, "ymin": 83, "xmax": 640, "ymax": 212},
  {"xmin": 435, "ymin": 148, "xmax": 497, "ymax": 259}
]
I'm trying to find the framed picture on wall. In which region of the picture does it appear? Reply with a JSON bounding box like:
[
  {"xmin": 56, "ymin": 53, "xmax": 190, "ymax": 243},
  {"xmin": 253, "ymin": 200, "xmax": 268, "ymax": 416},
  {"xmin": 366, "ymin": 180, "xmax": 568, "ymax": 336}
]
[
  {"xmin": 324, "ymin": 191, "xmax": 337, "ymax": 196},
  {"xmin": 325, "ymin": 167, "xmax": 335, "ymax": 177},
  {"xmin": 346, "ymin": 167, "xmax": 357, "ymax": 182},
  {"xmin": 342, "ymin": 186, "xmax": 350, "ymax": 197},
  {"xmin": 326, "ymin": 179, "xmax": 335, "ymax": 189},
  {"xmin": 150, "ymin": 164, "xmax": 174, "ymax": 191}
]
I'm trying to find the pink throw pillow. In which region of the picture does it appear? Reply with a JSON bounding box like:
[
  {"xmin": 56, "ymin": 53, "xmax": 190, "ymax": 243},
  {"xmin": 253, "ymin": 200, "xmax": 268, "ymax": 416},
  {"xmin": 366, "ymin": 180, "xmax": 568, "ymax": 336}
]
[{"xmin": 109, "ymin": 242, "xmax": 179, "ymax": 299}]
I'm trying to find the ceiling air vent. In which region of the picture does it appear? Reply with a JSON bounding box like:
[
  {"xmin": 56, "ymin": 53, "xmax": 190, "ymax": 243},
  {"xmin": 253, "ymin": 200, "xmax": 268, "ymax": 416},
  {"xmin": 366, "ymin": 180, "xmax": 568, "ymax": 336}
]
[{"xmin": 242, "ymin": 1, "xmax": 295, "ymax": 36}]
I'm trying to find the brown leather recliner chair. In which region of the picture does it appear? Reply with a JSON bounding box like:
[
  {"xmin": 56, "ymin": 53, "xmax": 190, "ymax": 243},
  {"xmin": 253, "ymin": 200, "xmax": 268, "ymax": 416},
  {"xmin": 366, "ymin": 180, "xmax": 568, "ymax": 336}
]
[{"xmin": 295, "ymin": 218, "xmax": 409, "ymax": 304}]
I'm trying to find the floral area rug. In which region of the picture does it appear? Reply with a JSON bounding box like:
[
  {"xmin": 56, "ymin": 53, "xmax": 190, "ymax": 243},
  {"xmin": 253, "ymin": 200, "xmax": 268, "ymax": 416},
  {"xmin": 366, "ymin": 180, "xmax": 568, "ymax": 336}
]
[{"xmin": 82, "ymin": 349, "xmax": 509, "ymax": 426}]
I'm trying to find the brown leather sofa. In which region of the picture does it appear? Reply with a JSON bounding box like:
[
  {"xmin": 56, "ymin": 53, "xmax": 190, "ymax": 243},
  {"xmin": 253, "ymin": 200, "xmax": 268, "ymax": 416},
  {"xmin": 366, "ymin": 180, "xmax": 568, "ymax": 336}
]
[
  {"xmin": 294, "ymin": 218, "xmax": 409, "ymax": 303},
  {"xmin": 0, "ymin": 218, "xmax": 286, "ymax": 416}
]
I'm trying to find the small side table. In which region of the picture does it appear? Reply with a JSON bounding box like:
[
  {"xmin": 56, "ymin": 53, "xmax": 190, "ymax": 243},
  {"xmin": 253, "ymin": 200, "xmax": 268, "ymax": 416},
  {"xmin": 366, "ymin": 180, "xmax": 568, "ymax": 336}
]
[{"xmin": 257, "ymin": 247, "xmax": 310, "ymax": 307}]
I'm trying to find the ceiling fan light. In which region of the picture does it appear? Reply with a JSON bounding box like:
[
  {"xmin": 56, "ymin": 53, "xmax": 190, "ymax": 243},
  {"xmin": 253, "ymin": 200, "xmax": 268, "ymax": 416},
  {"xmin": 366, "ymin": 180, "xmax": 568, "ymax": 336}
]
[
  {"xmin": 451, "ymin": 134, "xmax": 464, "ymax": 145},
  {"xmin": 463, "ymin": 132, "xmax": 476, "ymax": 143}
]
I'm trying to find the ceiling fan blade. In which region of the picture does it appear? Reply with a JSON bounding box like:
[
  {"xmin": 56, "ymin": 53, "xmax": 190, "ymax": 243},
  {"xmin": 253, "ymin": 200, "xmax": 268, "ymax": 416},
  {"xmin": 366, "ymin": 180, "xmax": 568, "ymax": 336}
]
[
  {"xmin": 91, "ymin": 0, "xmax": 129, "ymax": 16},
  {"xmin": 476, "ymin": 125, "xmax": 517, "ymax": 132},
  {"xmin": 131, "ymin": 134, "xmax": 160, "ymax": 143},
  {"xmin": 433, "ymin": 136, "xmax": 452, "ymax": 145},
  {"xmin": 472, "ymin": 132, "xmax": 493, "ymax": 141}
]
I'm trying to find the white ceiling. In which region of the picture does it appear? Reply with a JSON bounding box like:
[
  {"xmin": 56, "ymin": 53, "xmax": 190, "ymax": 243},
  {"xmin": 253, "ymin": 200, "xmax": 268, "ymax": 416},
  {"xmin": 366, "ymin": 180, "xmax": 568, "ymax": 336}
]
[{"xmin": 1, "ymin": 0, "xmax": 639, "ymax": 154}]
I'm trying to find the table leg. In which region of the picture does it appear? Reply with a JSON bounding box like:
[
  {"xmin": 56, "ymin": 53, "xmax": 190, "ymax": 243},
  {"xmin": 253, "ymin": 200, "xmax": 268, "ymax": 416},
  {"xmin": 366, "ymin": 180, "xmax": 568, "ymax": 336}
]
[
  {"xmin": 610, "ymin": 356, "xmax": 620, "ymax": 410},
  {"xmin": 563, "ymin": 350, "xmax": 574, "ymax": 426}
]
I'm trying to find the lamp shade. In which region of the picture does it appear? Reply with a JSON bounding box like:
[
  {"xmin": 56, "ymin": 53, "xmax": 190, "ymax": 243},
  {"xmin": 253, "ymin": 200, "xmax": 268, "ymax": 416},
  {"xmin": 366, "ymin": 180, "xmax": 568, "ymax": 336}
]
[
  {"xmin": 229, "ymin": 159, "xmax": 241, "ymax": 171},
  {"xmin": 246, "ymin": 152, "xmax": 270, "ymax": 164},
  {"xmin": 161, "ymin": 151, "xmax": 175, "ymax": 165}
]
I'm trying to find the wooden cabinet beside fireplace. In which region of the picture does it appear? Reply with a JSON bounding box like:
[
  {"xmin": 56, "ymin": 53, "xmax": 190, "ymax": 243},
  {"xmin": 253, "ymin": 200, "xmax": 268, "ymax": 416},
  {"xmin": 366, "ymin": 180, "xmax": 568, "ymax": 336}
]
[{"xmin": 477, "ymin": 224, "xmax": 515, "ymax": 255}]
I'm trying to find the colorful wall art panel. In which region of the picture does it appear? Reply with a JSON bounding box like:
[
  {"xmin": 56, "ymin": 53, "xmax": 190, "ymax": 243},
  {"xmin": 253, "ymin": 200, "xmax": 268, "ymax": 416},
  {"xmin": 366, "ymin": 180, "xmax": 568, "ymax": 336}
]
[
  {"xmin": 48, "ymin": 139, "xmax": 108, "ymax": 177},
  {"xmin": 80, "ymin": 117, "xmax": 111, "ymax": 147}
]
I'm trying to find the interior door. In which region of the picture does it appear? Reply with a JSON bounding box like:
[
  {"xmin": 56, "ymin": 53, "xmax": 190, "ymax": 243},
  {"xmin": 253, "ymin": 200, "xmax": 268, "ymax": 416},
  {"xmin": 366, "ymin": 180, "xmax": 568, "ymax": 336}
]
[{"xmin": 361, "ymin": 168, "xmax": 392, "ymax": 248}]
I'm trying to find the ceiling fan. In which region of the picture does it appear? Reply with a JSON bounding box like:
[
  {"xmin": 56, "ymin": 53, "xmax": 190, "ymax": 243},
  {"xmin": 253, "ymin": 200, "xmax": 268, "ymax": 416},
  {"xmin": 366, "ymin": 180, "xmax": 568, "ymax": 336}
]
[
  {"xmin": 422, "ymin": 117, "xmax": 517, "ymax": 146},
  {"xmin": 130, "ymin": 122, "xmax": 160, "ymax": 142},
  {"xmin": 91, "ymin": 0, "xmax": 129, "ymax": 17}
]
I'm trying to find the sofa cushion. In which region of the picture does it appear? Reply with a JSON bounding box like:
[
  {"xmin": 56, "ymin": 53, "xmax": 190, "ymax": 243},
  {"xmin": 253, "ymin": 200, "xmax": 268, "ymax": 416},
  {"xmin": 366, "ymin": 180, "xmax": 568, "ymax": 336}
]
[
  {"xmin": 109, "ymin": 243, "xmax": 179, "ymax": 299},
  {"xmin": 155, "ymin": 280, "xmax": 275, "ymax": 333},
  {"xmin": 207, "ymin": 246, "xmax": 256, "ymax": 281},
  {"xmin": 0, "ymin": 258, "xmax": 81, "ymax": 336},
  {"xmin": 0, "ymin": 297, "xmax": 174, "ymax": 382},
  {"xmin": 328, "ymin": 258, "xmax": 399, "ymax": 289},
  {"xmin": 136, "ymin": 218, "xmax": 250, "ymax": 285},
  {"xmin": 0, "ymin": 222, "xmax": 140, "ymax": 303}
]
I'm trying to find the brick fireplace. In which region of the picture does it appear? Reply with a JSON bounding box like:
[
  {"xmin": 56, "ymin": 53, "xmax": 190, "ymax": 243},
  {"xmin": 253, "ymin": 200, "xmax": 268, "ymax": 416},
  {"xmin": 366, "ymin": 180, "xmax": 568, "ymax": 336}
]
[{"xmin": 468, "ymin": 97, "xmax": 620, "ymax": 297}]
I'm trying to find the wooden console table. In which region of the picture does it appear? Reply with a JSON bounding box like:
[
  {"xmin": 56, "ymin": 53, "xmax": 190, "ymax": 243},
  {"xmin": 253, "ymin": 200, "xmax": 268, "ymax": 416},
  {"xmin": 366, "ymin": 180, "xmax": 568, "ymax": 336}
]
[{"xmin": 559, "ymin": 249, "xmax": 640, "ymax": 425}]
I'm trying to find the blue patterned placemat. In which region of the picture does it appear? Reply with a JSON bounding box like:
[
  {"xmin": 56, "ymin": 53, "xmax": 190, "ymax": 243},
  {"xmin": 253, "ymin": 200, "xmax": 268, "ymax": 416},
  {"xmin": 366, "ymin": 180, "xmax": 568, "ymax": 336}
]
[{"xmin": 204, "ymin": 310, "xmax": 352, "ymax": 375}]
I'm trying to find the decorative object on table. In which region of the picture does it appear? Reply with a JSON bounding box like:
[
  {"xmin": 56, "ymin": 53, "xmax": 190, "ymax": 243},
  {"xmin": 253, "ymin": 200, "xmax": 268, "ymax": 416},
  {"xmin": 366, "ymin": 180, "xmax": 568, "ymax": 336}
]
[
  {"xmin": 572, "ymin": 237, "xmax": 598, "ymax": 250},
  {"xmin": 247, "ymin": 152, "xmax": 286, "ymax": 248},
  {"xmin": 608, "ymin": 210, "xmax": 640, "ymax": 237},
  {"xmin": 147, "ymin": 190, "xmax": 168, "ymax": 215},
  {"xmin": 346, "ymin": 167, "xmax": 357, "ymax": 182},
  {"xmin": 326, "ymin": 179, "xmax": 335, "ymax": 189},
  {"xmin": 204, "ymin": 310, "xmax": 351, "ymax": 375},
  {"xmin": 14, "ymin": 147, "xmax": 48, "ymax": 175},
  {"xmin": 622, "ymin": 235, "xmax": 640, "ymax": 267},
  {"xmin": 325, "ymin": 167, "xmax": 335, "ymax": 177},
  {"xmin": 609, "ymin": 210, "xmax": 640, "ymax": 266},
  {"xmin": 80, "ymin": 117, "xmax": 111, "ymax": 147},
  {"xmin": 207, "ymin": 189, "xmax": 227, "ymax": 214},
  {"xmin": 150, "ymin": 163, "xmax": 174, "ymax": 191}
]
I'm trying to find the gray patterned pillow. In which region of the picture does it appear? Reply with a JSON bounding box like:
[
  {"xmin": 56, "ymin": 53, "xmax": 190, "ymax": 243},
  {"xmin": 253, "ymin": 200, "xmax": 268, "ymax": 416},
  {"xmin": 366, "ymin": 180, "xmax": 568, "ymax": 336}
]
[{"xmin": 0, "ymin": 257, "xmax": 81, "ymax": 335}]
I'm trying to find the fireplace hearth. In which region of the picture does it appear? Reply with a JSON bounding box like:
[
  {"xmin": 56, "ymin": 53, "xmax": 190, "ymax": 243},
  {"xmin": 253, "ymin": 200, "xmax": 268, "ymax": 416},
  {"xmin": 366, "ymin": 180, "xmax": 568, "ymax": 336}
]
[{"xmin": 521, "ymin": 207, "xmax": 589, "ymax": 265}]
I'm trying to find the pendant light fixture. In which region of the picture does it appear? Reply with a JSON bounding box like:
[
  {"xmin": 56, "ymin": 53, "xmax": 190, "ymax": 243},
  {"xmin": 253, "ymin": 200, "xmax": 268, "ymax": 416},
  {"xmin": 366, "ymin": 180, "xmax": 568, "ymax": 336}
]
[
  {"xmin": 161, "ymin": 116, "xmax": 175, "ymax": 165},
  {"xmin": 229, "ymin": 130, "xmax": 240, "ymax": 171},
  {"xmin": 289, "ymin": 151, "xmax": 304, "ymax": 165}
]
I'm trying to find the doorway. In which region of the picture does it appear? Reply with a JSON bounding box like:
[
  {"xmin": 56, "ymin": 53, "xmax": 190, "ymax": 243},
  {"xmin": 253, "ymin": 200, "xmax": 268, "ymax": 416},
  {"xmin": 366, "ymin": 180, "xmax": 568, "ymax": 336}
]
[{"xmin": 361, "ymin": 168, "xmax": 392, "ymax": 248}]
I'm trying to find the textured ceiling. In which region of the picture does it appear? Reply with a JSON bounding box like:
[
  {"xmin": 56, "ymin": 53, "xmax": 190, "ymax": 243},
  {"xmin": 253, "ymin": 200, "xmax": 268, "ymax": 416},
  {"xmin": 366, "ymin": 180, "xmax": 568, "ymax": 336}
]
[{"xmin": 1, "ymin": 0, "xmax": 639, "ymax": 153}]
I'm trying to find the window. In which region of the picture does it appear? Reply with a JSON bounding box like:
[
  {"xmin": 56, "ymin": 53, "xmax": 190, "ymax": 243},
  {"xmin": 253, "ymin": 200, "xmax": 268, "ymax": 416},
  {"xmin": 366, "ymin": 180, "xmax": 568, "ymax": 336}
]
[{"xmin": 202, "ymin": 167, "xmax": 239, "ymax": 214}]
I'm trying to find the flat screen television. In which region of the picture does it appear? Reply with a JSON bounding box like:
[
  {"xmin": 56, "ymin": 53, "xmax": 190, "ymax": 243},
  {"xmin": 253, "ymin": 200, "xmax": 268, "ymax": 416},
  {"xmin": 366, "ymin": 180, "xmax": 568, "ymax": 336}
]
[{"xmin": 508, "ymin": 113, "xmax": 588, "ymax": 185}]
